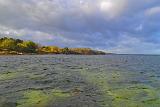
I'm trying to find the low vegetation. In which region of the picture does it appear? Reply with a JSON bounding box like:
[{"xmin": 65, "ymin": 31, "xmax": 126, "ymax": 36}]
[{"xmin": 0, "ymin": 37, "xmax": 106, "ymax": 55}]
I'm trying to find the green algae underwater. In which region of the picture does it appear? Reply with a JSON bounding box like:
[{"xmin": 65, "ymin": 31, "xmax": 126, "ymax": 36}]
[
  {"xmin": 17, "ymin": 89, "xmax": 71, "ymax": 107},
  {"xmin": 80, "ymin": 69, "xmax": 160, "ymax": 107},
  {"xmin": 0, "ymin": 55, "xmax": 160, "ymax": 107},
  {"xmin": 0, "ymin": 71, "xmax": 72, "ymax": 107}
]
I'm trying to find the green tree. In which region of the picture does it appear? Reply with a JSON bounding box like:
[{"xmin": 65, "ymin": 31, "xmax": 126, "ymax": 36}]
[
  {"xmin": 62, "ymin": 47, "xmax": 70, "ymax": 54},
  {"xmin": 17, "ymin": 41, "xmax": 38, "ymax": 53},
  {"xmin": 0, "ymin": 38, "xmax": 17, "ymax": 50}
]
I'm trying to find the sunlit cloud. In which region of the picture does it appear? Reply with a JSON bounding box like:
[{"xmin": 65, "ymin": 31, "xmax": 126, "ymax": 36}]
[{"xmin": 100, "ymin": 0, "xmax": 128, "ymax": 18}]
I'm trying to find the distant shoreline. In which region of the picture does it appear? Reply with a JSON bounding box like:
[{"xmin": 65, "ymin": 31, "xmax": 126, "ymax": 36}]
[
  {"xmin": 0, "ymin": 51, "xmax": 110, "ymax": 55},
  {"xmin": 0, "ymin": 51, "xmax": 114, "ymax": 56},
  {"xmin": 1, "ymin": 53, "xmax": 159, "ymax": 56},
  {"xmin": 0, "ymin": 52, "xmax": 113, "ymax": 56},
  {"xmin": 0, "ymin": 37, "xmax": 108, "ymax": 55}
]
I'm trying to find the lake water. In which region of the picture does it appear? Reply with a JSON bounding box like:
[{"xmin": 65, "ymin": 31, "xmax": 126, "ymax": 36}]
[{"xmin": 0, "ymin": 55, "xmax": 160, "ymax": 107}]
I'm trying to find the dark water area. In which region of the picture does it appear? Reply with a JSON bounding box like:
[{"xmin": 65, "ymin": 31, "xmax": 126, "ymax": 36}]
[{"xmin": 0, "ymin": 55, "xmax": 160, "ymax": 107}]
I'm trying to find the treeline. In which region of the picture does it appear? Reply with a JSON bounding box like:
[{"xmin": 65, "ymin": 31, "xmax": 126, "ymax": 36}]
[{"xmin": 0, "ymin": 37, "xmax": 106, "ymax": 55}]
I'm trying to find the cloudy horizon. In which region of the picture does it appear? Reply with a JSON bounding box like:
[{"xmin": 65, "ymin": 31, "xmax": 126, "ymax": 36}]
[{"xmin": 0, "ymin": 0, "xmax": 160, "ymax": 54}]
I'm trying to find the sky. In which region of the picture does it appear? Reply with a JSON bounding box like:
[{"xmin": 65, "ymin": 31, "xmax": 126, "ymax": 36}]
[{"xmin": 0, "ymin": 0, "xmax": 160, "ymax": 54}]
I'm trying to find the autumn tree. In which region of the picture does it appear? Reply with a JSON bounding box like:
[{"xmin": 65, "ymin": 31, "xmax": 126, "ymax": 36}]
[
  {"xmin": 17, "ymin": 41, "xmax": 38, "ymax": 53},
  {"xmin": 0, "ymin": 37, "xmax": 106, "ymax": 55},
  {"xmin": 0, "ymin": 38, "xmax": 17, "ymax": 50}
]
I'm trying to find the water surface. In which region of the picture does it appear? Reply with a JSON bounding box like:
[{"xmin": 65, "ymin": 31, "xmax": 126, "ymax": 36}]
[{"xmin": 0, "ymin": 55, "xmax": 160, "ymax": 107}]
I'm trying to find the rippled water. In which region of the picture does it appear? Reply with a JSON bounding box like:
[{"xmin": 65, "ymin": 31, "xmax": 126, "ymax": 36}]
[{"xmin": 0, "ymin": 55, "xmax": 160, "ymax": 107}]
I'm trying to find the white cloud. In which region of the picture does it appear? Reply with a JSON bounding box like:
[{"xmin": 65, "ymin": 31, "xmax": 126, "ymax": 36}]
[
  {"xmin": 99, "ymin": 0, "xmax": 128, "ymax": 18},
  {"xmin": 146, "ymin": 6, "xmax": 160, "ymax": 16}
]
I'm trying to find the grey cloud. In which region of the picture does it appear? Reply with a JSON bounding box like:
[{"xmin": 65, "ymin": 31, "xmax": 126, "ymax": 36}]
[{"xmin": 0, "ymin": 0, "xmax": 160, "ymax": 54}]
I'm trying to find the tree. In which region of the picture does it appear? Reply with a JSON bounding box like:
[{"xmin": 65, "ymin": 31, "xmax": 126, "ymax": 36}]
[
  {"xmin": 0, "ymin": 37, "xmax": 106, "ymax": 55},
  {"xmin": 62, "ymin": 47, "xmax": 70, "ymax": 54},
  {"xmin": 17, "ymin": 41, "xmax": 38, "ymax": 53},
  {"xmin": 39, "ymin": 46, "xmax": 60, "ymax": 54},
  {"xmin": 0, "ymin": 38, "xmax": 17, "ymax": 50}
]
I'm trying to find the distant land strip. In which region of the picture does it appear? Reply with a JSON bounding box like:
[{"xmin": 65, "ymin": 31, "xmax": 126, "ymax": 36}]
[{"xmin": 0, "ymin": 37, "xmax": 110, "ymax": 55}]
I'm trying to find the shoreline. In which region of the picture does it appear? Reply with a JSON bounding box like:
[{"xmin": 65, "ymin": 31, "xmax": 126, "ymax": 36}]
[
  {"xmin": 0, "ymin": 53, "xmax": 111, "ymax": 56},
  {"xmin": 0, "ymin": 37, "xmax": 107, "ymax": 56},
  {"xmin": 1, "ymin": 53, "xmax": 160, "ymax": 56}
]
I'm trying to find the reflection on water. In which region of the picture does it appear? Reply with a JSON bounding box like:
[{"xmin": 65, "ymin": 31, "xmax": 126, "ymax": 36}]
[{"xmin": 0, "ymin": 55, "xmax": 160, "ymax": 107}]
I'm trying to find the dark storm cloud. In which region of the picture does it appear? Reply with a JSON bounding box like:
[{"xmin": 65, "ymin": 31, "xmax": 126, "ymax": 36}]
[{"xmin": 0, "ymin": 0, "xmax": 160, "ymax": 54}]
